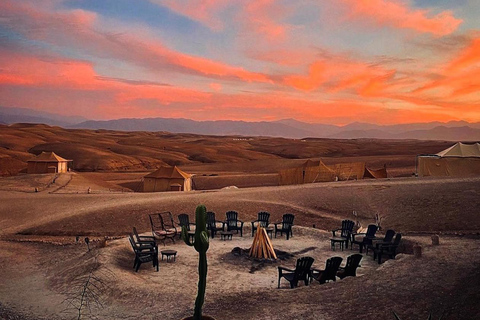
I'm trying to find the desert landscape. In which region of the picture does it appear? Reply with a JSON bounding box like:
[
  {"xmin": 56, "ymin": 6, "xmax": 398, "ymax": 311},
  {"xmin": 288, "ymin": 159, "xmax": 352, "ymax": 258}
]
[
  {"xmin": 2, "ymin": 0, "xmax": 480, "ymax": 319},
  {"xmin": 1, "ymin": 125, "xmax": 480, "ymax": 320}
]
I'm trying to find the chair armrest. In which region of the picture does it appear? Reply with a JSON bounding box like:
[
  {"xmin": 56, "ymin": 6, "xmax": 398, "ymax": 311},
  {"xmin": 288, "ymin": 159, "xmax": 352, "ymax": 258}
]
[
  {"xmin": 310, "ymin": 268, "xmax": 325, "ymax": 273},
  {"xmin": 278, "ymin": 266, "xmax": 295, "ymax": 272},
  {"xmin": 332, "ymin": 228, "xmax": 341, "ymax": 236},
  {"xmin": 350, "ymin": 232, "xmax": 365, "ymax": 241},
  {"xmin": 138, "ymin": 235, "xmax": 156, "ymax": 240}
]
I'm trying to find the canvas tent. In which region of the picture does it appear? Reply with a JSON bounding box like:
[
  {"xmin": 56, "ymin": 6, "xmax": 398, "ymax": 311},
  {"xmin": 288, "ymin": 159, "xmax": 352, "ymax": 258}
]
[
  {"xmin": 143, "ymin": 166, "xmax": 193, "ymax": 192},
  {"xmin": 417, "ymin": 142, "xmax": 480, "ymax": 177},
  {"xmin": 330, "ymin": 162, "xmax": 366, "ymax": 181},
  {"xmin": 364, "ymin": 165, "xmax": 387, "ymax": 179},
  {"xmin": 27, "ymin": 151, "xmax": 72, "ymax": 174},
  {"xmin": 279, "ymin": 159, "xmax": 336, "ymax": 185}
]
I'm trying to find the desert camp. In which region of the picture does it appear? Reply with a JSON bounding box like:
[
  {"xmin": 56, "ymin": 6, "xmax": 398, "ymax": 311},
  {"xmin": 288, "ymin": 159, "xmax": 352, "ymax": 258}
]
[
  {"xmin": 1, "ymin": 124, "xmax": 480, "ymax": 319},
  {"xmin": 2, "ymin": 0, "xmax": 480, "ymax": 318}
]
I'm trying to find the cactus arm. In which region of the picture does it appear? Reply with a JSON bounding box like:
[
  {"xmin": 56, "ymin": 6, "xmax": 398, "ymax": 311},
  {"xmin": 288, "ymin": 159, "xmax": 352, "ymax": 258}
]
[{"xmin": 181, "ymin": 226, "xmax": 194, "ymax": 247}]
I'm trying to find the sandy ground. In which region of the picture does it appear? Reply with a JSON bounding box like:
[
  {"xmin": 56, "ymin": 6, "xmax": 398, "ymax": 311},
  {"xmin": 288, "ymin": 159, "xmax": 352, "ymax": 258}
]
[{"xmin": 1, "ymin": 173, "xmax": 480, "ymax": 319}]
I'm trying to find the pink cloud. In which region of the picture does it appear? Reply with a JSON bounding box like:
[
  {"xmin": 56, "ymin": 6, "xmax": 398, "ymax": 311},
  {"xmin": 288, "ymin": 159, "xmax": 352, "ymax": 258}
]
[
  {"xmin": 152, "ymin": 0, "xmax": 229, "ymax": 31},
  {"xmin": 0, "ymin": 1, "xmax": 273, "ymax": 85},
  {"xmin": 243, "ymin": 0, "xmax": 290, "ymax": 42},
  {"xmin": 209, "ymin": 83, "xmax": 222, "ymax": 91},
  {"xmin": 342, "ymin": 0, "xmax": 462, "ymax": 36}
]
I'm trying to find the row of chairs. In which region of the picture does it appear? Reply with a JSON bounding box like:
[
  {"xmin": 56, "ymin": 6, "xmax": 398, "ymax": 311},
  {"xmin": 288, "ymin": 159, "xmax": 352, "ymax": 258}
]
[
  {"xmin": 333, "ymin": 219, "xmax": 402, "ymax": 264},
  {"xmin": 278, "ymin": 254, "xmax": 363, "ymax": 289},
  {"xmin": 148, "ymin": 211, "xmax": 296, "ymax": 245}
]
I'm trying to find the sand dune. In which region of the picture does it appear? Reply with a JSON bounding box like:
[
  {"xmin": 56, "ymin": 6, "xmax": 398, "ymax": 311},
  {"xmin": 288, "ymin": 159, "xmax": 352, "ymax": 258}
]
[{"xmin": 0, "ymin": 124, "xmax": 454, "ymax": 176}]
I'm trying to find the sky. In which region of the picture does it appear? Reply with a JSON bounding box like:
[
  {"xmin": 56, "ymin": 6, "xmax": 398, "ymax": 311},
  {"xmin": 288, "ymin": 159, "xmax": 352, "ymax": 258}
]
[{"xmin": 0, "ymin": 0, "xmax": 479, "ymax": 125}]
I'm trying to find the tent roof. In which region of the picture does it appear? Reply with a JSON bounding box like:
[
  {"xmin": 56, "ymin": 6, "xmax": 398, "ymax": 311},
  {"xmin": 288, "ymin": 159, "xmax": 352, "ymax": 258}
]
[
  {"xmin": 436, "ymin": 142, "xmax": 480, "ymax": 158},
  {"xmin": 302, "ymin": 159, "xmax": 322, "ymax": 168},
  {"xmin": 144, "ymin": 166, "xmax": 192, "ymax": 179},
  {"xmin": 27, "ymin": 151, "xmax": 71, "ymax": 162}
]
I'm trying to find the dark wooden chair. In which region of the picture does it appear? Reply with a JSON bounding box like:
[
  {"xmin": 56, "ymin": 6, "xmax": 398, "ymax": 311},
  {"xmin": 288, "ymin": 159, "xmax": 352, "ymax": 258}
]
[
  {"xmin": 311, "ymin": 256, "xmax": 343, "ymax": 284},
  {"xmin": 336, "ymin": 254, "xmax": 363, "ymax": 279},
  {"xmin": 275, "ymin": 214, "xmax": 294, "ymax": 240},
  {"xmin": 225, "ymin": 210, "xmax": 244, "ymax": 237},
  {"xmin": 332, "ymin": 219, "xmax": 355, "ymax": 247},
  {"xmin": 128, "ymin": 234, "xmax": 158, "ymax": 272},
  {"xmin": 251, "ymin": 211, "xmax": 270, "ymax": 237},
  {"xmin": 373, "ymin": 233, "xmax": 402, "ymax": 264},
  {"xmin": 178, "ymin": 213, "xmax": 195, "ymax": 231},
  {"xmin": 278, "ymin": 256, "xmax": 315, "ymax": 289},
  {"xmin": 366, "ymin": 229, "xmax": 395, "ymax": 254},
  {"xmin": 132, "ymin": 226, "xmax": 156, "ymax": 246},
  {"xmin": 206, "ymin": 211, "xmax": 225, "ymax": 238},
  {"xmin": 148, "ymin": 212, "xmax": 177, "ymax": 245},
  {"xmin": 350, "ymin": 224, "xmax": 378, "ymax": 253}
]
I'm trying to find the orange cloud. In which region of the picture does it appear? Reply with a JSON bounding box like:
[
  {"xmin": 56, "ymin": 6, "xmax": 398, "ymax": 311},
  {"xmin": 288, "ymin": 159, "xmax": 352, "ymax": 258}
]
[
  {"xmin": 342, "ymin": 0, "xmax": 462, "ymax": 36},
  {"xmin": 283, "ymin": 61, "xmax": 327, "ymax": 91},
  {"xmin": 447, "ymin": 37, "xmax": 480, "ymax": 72}
]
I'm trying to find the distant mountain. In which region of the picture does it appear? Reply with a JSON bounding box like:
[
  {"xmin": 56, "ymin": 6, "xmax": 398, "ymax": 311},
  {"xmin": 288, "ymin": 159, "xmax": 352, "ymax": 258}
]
[
  {"xmin": 274, "ymin": 118, "xmax": 340, "ymax": 137},
  {"xmin": 0, "ymin": 106, "xmax": 87, "ymax": 127},
  {"xmin": 2, "ymin": 105, "xmax": 480, "ymax": 141},
  {"xmin": 71, "ymin": 118, "xmax": 315, "ymax": 138},
  {"xmin": 71, "ymin": 117, "xmax": 480, "ymax": 141}
]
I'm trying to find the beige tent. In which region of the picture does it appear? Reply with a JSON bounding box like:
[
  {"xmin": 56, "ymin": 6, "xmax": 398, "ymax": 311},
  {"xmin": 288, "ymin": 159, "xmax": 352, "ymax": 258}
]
[
  {"xmin": 27, "ymin": 151, "xmax": 72, "ymax": 174},
  {"xmin": 364, "ymin": 165, "xmax": 387, "ymax": 179},
  {"xmin": 417, "ymin": 142, "xmax": 480, "ymax": 177},
  {"xmin": 279, "ymin": 159, "xmax": 336, "ymax": 185},
  {"xmin": 143, "ymin": 166, "xmax": 193, "ymax": 192},
  {"xmin": 329, "ymin": 162, "xmax": 366, "ymax": 181}
]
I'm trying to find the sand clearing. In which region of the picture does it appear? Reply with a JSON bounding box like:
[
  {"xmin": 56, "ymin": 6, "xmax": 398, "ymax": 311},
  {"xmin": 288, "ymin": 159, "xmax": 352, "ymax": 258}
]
[{"xmin": 0, "ymin": 173, "xmax": 480, "ymax": 319}]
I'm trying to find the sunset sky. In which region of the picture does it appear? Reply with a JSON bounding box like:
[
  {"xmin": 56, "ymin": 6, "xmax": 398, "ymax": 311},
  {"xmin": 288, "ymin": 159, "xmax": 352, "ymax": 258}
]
[{"xmin": 0, "ymin": 0, "xmax": 479, "ymax": 125}]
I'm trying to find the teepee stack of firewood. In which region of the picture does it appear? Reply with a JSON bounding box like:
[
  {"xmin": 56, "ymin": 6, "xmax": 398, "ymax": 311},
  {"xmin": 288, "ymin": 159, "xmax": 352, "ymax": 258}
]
[{"xmin": 249, "ymin": 227, "xmax": 277, "ymax": 260}]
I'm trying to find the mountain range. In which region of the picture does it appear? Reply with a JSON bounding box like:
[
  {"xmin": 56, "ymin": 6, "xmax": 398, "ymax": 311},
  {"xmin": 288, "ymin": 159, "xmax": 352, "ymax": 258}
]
[{"xmin": 1, "ymin": 106, "xmax": 479, "ymax": 141}]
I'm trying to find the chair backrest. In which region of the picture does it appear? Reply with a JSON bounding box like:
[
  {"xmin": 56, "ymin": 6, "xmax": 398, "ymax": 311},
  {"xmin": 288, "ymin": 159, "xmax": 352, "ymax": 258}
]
[
  {"xmin": 282, "ymin": 214, "xmax": 295, "ymax": 229},
  {"xmin": 343, "ymin": 254, "xmax": 363, "ymax": 277},
  {"xmin": 392, "ymin": 233, "xmax": 402, "ymax": 246},
  {"xmin": 128, "ymin": 234, "xmax": 139, "ymax": 251},
  {"xmin": 294, "ymin": 256, "xmax": 315, "ymax": 281},
  {"xmin": 383, "ymin": 229, "xmax": 395, "ymax": 243},
  {"xmin": 149, "ymin": 213, "xmax": 164, "ymax": 232},
  {"xmin": 160, "ymin": 212, "xmax": 176, "ymax": 230},
  {"xmin": 365, "ymin": 224, "xmax": 378, "ymax": 238},
  {"xmin": 341, "ymin": 220, "xmax": 355, "ymax": 237},
  {"xmin": 257, "ymin": 211, "xmax": 270, "ymax": 227},
  {"xmin": 324, "ymin": 256, "xmax": 343, "ymax": 280},
  {"xmin": 178, "ymin": 213, "xmax": 191, "ymax": 230},
  {"xmin": 226, "ymin": 210, "xmax": 239, "ymax": 227},
  {"xmin": 132, "ymin": 226, "xmax": 142, "ymax": 243},
  {"xmin": 149, "ymin": 212, "xmax": 176, "ymax": 231},
  {"xmin": 206, "ymin": 211, "xmax": 216, "ymax": 228}
]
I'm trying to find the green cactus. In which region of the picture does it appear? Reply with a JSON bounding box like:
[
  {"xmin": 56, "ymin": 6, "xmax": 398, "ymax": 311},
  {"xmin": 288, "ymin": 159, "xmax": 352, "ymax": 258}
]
[{"xmin": 182, "ymin": 204, "xmax": 210, "ymax": 320}]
